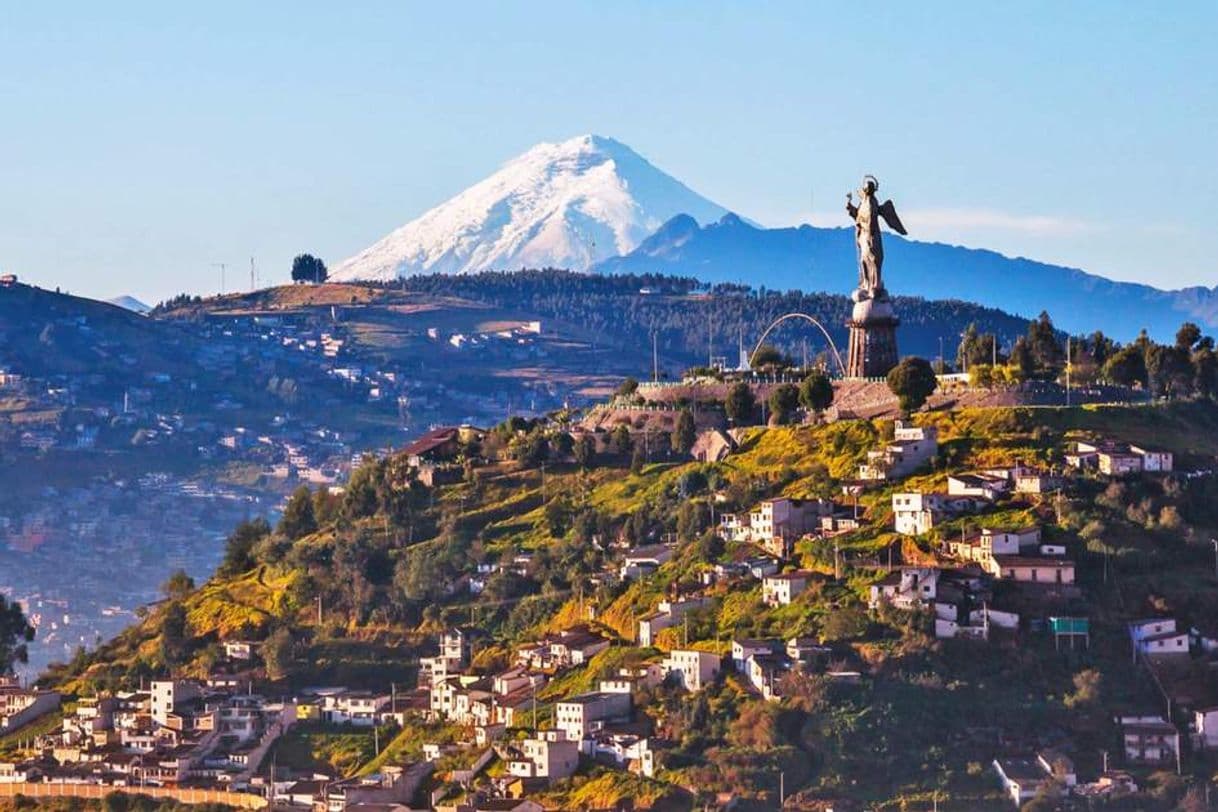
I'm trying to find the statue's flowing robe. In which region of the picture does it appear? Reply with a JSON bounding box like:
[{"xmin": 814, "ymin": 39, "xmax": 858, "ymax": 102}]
[{"xmin": 853, "ymin": 193, "xmax": 883, "ymax": 291}]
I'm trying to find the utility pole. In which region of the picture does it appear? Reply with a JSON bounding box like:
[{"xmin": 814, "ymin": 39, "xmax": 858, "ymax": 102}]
[
  {"xmin": 652, "ymin": 331, "xmax": 659, "ymax": 382},
  {"xmin": 1066, "ymin": 336, "xmax": 1072, "ymax": 407},
  {"xmin": 250, "ymin": 257, "xmax": 256, "ymax": 291},
  {"xmin": 213, "ymin": 262, "xmax": 228, "ymax": 294}
]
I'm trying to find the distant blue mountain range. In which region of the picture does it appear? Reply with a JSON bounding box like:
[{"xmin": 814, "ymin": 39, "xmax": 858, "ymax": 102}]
[{"xmin": 594, "ymin": 213, "xmax": 1218, "ymax": 341}]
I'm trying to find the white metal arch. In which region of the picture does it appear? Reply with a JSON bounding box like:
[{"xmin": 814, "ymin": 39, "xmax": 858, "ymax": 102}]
[{"xmin": 750, "ymin": 312, "xmax": 846, "ymax": 376}]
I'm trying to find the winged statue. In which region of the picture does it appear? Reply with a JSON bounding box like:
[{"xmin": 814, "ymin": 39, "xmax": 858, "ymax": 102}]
[{"xmin": 846, "ymin": 175, "xmax": 906, "ymax": 293}]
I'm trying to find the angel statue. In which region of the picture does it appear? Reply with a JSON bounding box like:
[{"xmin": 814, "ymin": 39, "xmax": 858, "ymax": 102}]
[{"xmin": 846, "ymin": 175, "xmax": 906, "ymax": 294}]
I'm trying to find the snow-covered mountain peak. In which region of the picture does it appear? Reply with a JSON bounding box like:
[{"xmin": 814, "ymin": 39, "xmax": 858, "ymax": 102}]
[{"xmin": 331, "ymin": 135, "xmax": 734, "ymax": 281}]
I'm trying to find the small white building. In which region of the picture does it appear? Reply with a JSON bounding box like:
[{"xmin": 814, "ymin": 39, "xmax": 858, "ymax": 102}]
[
  {"xmin": 508, "ymin": 732, "xmax": 579, "ymax": 780},
  {"xmin": 762, "ymin": 571, "xmax": 814, "ymax": 606},
  {"xmin": 660, "ymin": 650, "xmax": 721, "ymax": 692}
]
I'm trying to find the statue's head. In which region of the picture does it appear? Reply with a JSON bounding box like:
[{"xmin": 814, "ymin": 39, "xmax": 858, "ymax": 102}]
[{"xmin": 861, "ymin": 175, "xmax": 879, "ymax": 195}]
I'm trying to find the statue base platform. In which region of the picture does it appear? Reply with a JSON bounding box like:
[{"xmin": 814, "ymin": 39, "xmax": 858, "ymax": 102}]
[{"xmin": 845, "ymin": 287, "xmax": 900, "ymax": 379}]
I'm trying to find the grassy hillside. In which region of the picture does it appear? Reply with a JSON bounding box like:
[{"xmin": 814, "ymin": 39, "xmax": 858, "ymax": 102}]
[{"xmin": 39, "ymin": 400, "xmax": 1218, "ymax": 809}]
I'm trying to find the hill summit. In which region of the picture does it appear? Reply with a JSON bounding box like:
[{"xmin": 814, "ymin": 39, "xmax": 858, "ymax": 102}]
[{"xmin": 332, "ymin": 134, "xmax": 734, "ymax": 281}]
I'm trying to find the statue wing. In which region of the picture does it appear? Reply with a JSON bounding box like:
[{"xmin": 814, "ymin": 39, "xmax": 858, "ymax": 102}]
[{"xmin": 878, "ymin": 200, "xmax": 907, "ymax": 235}]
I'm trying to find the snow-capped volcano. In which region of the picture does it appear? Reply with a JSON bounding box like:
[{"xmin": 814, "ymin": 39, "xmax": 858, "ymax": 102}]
[{"xmin": 332, "ymin": 135, "xmax": 735, "ymax": 280}]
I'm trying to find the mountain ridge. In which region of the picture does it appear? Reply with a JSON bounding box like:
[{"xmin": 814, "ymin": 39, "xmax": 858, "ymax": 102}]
[
  {"xmin": 595, "ymin": 213, "xmax": 1218, "ymax": 341},
  {"xmin": 332, "ymin": 134, "xmax": 734, "ymax": 281}
]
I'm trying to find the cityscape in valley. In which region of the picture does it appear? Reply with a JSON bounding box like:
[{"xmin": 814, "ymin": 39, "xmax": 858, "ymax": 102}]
[{"xmin": 3, "ymin": 6, "xmax": 1218, "ymax": 812}]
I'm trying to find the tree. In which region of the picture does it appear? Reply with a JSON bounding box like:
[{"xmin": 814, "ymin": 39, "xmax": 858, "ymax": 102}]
[
  {"xmin": 543, "ymin": 497, "xmax": 572, "ymax": 538},
  {"xmin": 1008, "ymin": 336, "xmax": 1035, "ymax": 380},
  {"xmin": 749, "ymin": 343, "xmax": 787, "ymax": 369},
  {"xmin": 1146, "ymin": 344, "xmax": 1193, "ymax": 398},
  {"xmin": 630, "ymin": 445, "xmax": 646, "ymax": 474},
  {"xmin": 1063, "ymin": 668, "xmax": 1102, "ymax": 709},
  {"xmin": 290, "ymin": 253, "xmax": 328, "ymax": 284},
  {"xmin": 551, "ymin": 431, "xmax": 574, "ymax": 459},
  {"xmin": 1027, "ymin": 311, "xmax": 1063, "ymax": 372},
  {"xmin": 161, "ymin": 570, "xmax": 195, "ymax": 601},
  {"xmin": 615, "ymin": 377, "xmax": 639, "ymax": 397},
  {"xmin": 279, "ymin": 485, "xmax": 318, "ymax": 539},
  {"xmin": 344, "ymin": 462, "xmax": 381, "ymax": 520},
  {"xmin": 0, "ymin": 595, "xmax": 35, "ymax": 674},
  {"xmin": 262, "ymin": 627, "xmax": 294, "ymax": 681},
  {"xmin": 672, "ymin": 409, "xmax": 696, "ymax": 455},
  {"xmin": 611, "ymin": 424, "xmax": 633, "ymax": 455},
  {"xmin": 799, "ymin": 371, "xmax": 834, "ymax": 413},
  {"xmin": 1103, "ymin": 344, "xmax": 1148, "ymax": 388},
  {"xmin": 1194, "ymin": 347, "xmax": 1218, "ymax": 399},
  {"xmin": 159, "ymin": 602, "xmax": 191, "ymax": 668},
  {"xmin": 573, "ymin": 433, "xmax": 595, "ymax": 468},
  {"xmin": 724, "ymin": 382, "xmax": 756, "ymax": 424},
  {"xmin": 957, "ymin": 322, "xmax": 998, "ymax": 370},
  {"xmin": 1176, "ymin": 322, "xmax": 1202, "ymax": 352},
  {"xmin": 886, "ymin": 357, "xmax": 938, "ymax": 414},
  {"xmin": 219, "ymin": 517, "xmax": 271, "ymax": 577},
  {"xmin": 767, "ymin": 383, "xmax": 800, "ymax": 424},
  {"xmin": 515, "ymin": 431, "xmax": 549, "ymax": 466}
]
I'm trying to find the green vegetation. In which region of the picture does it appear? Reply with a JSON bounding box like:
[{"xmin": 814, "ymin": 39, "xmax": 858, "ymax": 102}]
[
  {"xmin": 0, "ymin": 595, "xmax": 35, "ymax": 674},
  {"xmin": 38, "ymin": 398, "xmax": 1218, "ymax": 809}
]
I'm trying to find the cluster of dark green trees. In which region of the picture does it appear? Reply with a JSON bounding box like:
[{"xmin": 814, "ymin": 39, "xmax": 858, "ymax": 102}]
[{"xmin": 958, "ymin": 313, "xmax": 1218, "ymax": 398}]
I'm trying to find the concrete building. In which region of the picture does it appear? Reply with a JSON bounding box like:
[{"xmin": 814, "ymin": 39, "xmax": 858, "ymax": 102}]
[{"xmin": 660, "ymin": 650, "xmax": 720, "ymax": 692}]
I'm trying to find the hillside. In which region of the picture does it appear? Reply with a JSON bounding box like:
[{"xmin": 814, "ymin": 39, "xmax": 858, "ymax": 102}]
[
  {"xmin": 391, "ymin": 270, "xmax": 1034, "ymax": 370},
  {"xmin": 38, "ymin": 399, "xmax": 1218, "ymax": 810},
  {"xmin": 594, "ymin": 213, "xmax": 1218, "ymax": 342}
]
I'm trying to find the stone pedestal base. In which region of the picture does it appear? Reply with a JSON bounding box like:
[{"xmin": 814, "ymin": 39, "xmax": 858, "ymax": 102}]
[{"xmin": 845, "ymin": 288, "xmax": 900, "ymax": 378}]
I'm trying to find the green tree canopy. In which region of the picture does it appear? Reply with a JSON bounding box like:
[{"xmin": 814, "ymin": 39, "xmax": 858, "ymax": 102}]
[
  {"xmin": 749, "ymin": 343, "xmax": 788, "ymax": 369},
  {"xmin": 290, "ymin": 253, "xmax": 328, "ymax": 284},
  {"xmin": 725, "ymin": 382, "xmax": 756, "ymax": 424},
  {"xmin": 799, "ymin": 370, "xmax": 834, "ymax": 412},
  {"xmin": 161, "ymin": 570, "xmax": 195, "ymax": 601},
  {"xmin": 767, "ymin": 383, "xmax": 800, "ymax": 424},
  {"xmin": 886, "ymin": 357, "xmax": 938, "ymax": 414},
  {"xmin": 219, "ymin": 517, "xmax": 271, "ymax": 577},
  {"xmin": 574, "ymin": 433, "xmax": 595, "ymax": 468},
  {"xmin": 0, "ymin": 595, "xmax": 35, "ymax": 674},
  {"xmin": 672, "ymin": 409, "xmax": 696, "ymax": 454},
  {"xmin": 1102, "ymin": 344, "xmax": 1148, "ymax": 388},
  {"xmin": 279, "ymin": 485, "xmax": 318, "ymax": 540}
]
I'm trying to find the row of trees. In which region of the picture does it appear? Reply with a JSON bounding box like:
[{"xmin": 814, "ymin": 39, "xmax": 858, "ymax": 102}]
[{"xmin": 958, "ymin": 314, "xmax": 1218, "ymax": 398}]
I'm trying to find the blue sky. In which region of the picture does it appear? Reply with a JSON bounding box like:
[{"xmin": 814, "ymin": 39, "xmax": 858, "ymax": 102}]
[{"xmin": 1, "ymin": 2, "xmax": 1214, "ymax": 303}]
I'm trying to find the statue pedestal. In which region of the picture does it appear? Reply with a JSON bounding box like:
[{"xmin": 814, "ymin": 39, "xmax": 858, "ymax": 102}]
[{"xmin": 845, "ymin": 287, "xmax": 900, "ymax": 378}]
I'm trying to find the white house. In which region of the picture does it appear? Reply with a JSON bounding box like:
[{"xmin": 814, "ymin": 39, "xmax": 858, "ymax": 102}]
[
  {"xmin": 660, "ymin": 650, "xmax": 720, "ymax": 692},
  {"xmin": 1119, "ymin": 715, "xmax": 1180, "ymax": 764},
  {"xmin": 992, "ymin": 757, "xmax": 1062, "ymax": 807},
  {"xmin": 1129, "ymin": 618, "xmax": 1189, "ymax": 658},
  {"xmin": 858, "ymin": 423, "xmax": 938, "ymax": 481},
  {"xmin": 1195, "ymin": 707, "xmax": 1218, "ymax": 749},
  {"xmin": 508, "ymin": 732, "xmax": 579, "ymax": 780},
  {"xmin": 554, "ymin": 691, "xmax": 632, "ymax": 741},
  {"xmin": 869, "ymin": 567, "xmax": 939, "ymax": 609},
  {"xmin": 762, "ymin": 571, "xmax": 815, "ymax": 606}
]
